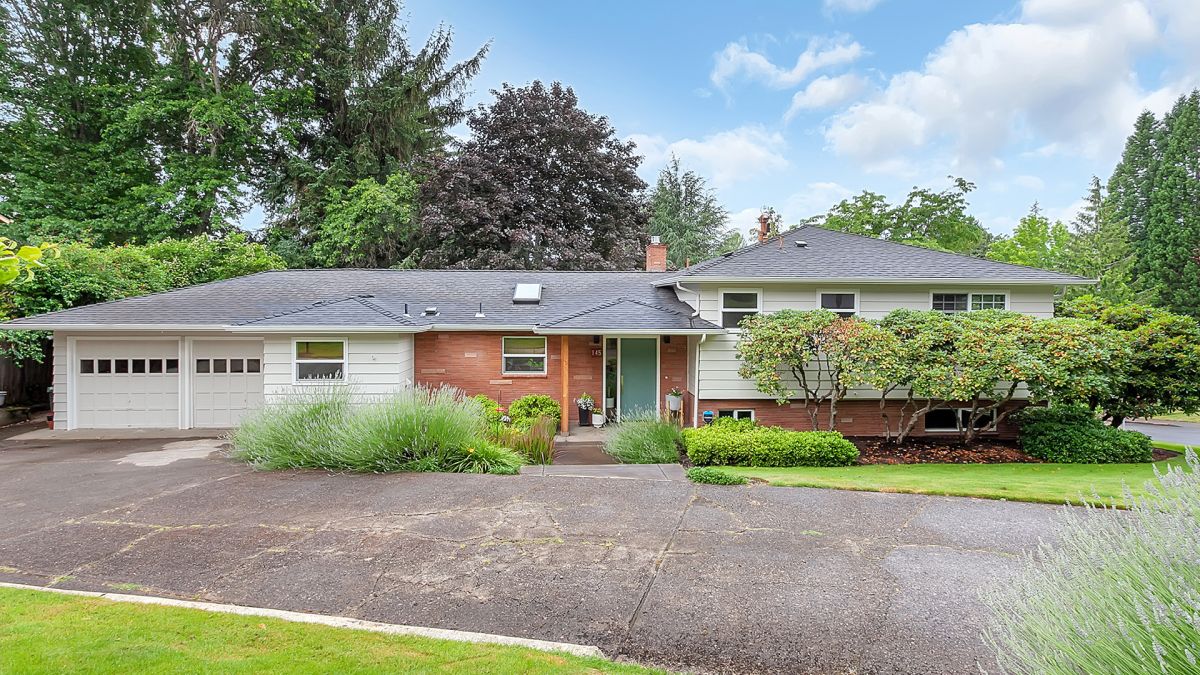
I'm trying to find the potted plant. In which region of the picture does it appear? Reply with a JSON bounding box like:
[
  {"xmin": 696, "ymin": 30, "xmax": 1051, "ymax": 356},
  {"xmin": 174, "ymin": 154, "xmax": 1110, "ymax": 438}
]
[
  {"xmin": 576, "ymin": 393, "xmax": 595, "ymax": 426},
  {"xmin": 665, "ymin": 387, "xmax": 684, "ymax": 412}
]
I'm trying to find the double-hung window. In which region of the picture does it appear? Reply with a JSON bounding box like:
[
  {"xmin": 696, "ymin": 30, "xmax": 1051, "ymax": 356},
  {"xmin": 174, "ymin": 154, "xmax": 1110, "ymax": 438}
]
[
  {"xmin": 294, "ymin": 340, "xmax": 346, "ymax": 382},
  {"xmin": 931, "ymin": 292, "xmax": 1007, "ymax": 313},
  {"xmin": 719, "ymin": 290, "xmax": 761, "ymax": 329},
  {"xmin": 502, "ymin": 337, "xmax": 547, "ymax": 375},
  {"xmin": 819, "ymin": 291, "xmax": 858, "ymax": 318}
]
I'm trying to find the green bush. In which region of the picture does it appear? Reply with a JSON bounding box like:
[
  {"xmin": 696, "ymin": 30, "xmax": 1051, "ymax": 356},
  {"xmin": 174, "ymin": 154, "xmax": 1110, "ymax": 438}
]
[
  {"xmin": 230, "ymin": 385, "xmax": 523, "ymax": 474},
  {"xmin": 490, "ymin": 415, "xmax": 557, "ymax": 464},
  {"xmin": 508, "ymin": 394, "xmax": 561, "ymax": 429},
  {"xmin": 983, "ymin": 450, "xmax": 1200, "ymax": 673},
  {"xmin": 683, "ymin": 420, "xmax": 859, "ymax": 467},
  {"xmin": 604, "ymin": 412, "xmax": 682, "ymax": 464},
  {"xmin": 471, "ymin": 394, "xmax": 503, "ymax": 426},
  {"xmin": 1017, "ymin": 405, "xmax": 1152, "ymax": 463},
  {"xmin": 686, "ymin": 467, "xmax": 748, "ymax": 485}
]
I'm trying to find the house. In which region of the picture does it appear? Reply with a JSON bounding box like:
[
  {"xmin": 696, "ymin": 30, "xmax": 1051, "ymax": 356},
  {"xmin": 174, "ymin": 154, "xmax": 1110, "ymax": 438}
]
[{"xmin": 3, "ymin": 224, "xmax": 1091, "ymax": 434}]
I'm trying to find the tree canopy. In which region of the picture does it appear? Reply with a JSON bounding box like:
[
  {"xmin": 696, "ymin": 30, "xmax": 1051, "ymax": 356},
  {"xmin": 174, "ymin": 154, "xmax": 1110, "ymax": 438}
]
[
  {"xmin": 647, "ymin": 155, "xmax": 734, "ymax": 268},
  {"xmin": 415, "ymin": 81, "xmax": 649, "ymax": 270}
]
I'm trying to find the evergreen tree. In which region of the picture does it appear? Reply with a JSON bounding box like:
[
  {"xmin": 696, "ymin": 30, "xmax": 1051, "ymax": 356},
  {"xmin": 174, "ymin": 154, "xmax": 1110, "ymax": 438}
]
[
  {"xmin": 1066, "ymin": 177, "xmax": 1134, "ymax": 302},
  {"xmin": 1144, "ymin": 92, "xmax": 1200, "ymax": 316},
  {"xmin": 647, "ymin": 155, "xmax": 730, "ymax": 268},
  {"xmin": 1105, "ymin": 110, "xmax": 1159, "ymax": 268}
]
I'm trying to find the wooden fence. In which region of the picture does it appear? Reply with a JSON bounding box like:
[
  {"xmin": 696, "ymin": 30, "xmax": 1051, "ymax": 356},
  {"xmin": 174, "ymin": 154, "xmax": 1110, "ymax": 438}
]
[{"xmin": 0, "ymin": 348, "xmax": 53, "ymax": 407}]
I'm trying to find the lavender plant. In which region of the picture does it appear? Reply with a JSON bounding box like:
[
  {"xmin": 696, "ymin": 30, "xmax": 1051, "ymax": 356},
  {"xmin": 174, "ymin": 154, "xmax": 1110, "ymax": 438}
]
[{"xmin": 982, "ymin": 450, "xmax": 1200, "ymax": 674}]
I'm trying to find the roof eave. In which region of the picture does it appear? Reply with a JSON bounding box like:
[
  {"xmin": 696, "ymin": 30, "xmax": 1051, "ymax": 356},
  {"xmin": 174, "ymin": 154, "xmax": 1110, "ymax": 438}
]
[
  {"xmin": 654, "ymin": 276, "xmax": 1095, "ymax": 286},
  {"xmin": 535, "ymin": 327, "xmax": 724, "ymax": 335}
]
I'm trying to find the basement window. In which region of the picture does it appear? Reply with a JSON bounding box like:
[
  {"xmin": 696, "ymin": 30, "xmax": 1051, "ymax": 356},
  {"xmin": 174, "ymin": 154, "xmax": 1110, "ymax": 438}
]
[
  {"xmin": 294, "ymin": 339, "xmax": 347, "ymax": 383},
  {"xmin": 925, "ymin": 408, "xmax": 997, "ymax": 432},
  {"xmin": 502, "ymin": 336, "xmax": 547, "ymax": 375},
  {"xmin": 717, "ymin": 409, "xmax": 755, "ymax": 421}
]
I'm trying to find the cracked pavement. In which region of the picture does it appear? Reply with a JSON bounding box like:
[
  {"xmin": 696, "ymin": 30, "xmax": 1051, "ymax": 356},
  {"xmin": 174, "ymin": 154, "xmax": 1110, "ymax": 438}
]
[{"xmin": 0, "ymin": 433, "xmax": 1077, "ymax": 673}]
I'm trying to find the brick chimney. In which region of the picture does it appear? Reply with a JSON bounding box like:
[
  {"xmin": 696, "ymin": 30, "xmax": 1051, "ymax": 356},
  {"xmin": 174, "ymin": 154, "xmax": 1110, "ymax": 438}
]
[
  {"xmin": 757, "ymin": 213, "xmax": 770, "ymax": 244},
  {"xmin": 645, "ymin": 235, "xmax": 668, "ymax": 272}
]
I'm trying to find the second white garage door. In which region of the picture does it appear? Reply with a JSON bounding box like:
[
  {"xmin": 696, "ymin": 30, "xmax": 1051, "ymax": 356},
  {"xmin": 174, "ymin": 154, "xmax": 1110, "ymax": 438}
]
[{"xmin": 192, "ymin": 340, "xmax": 265, "ymax": 428}]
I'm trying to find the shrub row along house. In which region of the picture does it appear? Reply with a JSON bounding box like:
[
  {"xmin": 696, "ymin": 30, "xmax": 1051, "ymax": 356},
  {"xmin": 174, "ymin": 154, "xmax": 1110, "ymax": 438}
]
[{"xmin": 4, "ymin": 224, "xmax": 1089, "ymax": 434}]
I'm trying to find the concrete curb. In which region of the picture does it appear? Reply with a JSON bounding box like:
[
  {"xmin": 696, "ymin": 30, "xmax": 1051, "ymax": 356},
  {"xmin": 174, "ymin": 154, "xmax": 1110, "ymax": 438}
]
[{"xmin": 0, "ymin": 582, "xmax": 606, "ymax": 659}]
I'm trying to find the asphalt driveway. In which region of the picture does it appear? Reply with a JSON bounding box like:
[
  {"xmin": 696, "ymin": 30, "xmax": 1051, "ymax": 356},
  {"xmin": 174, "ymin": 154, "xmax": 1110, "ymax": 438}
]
[{"xmin": 0, "ymin": 433, "xmax": 1078, "ymax": 673}]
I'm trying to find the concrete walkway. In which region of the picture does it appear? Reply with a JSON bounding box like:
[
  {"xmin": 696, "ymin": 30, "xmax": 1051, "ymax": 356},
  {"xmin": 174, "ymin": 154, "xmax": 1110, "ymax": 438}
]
[{"xmin": 520, "ymin": 463, "xmax": 686, "ymax": 481}]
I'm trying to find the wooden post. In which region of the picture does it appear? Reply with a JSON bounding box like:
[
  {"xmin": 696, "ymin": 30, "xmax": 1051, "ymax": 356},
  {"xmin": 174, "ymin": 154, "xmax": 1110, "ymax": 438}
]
[{"xmin": 560, "ymin": 335, "xmax": 570, "ymax": 435}]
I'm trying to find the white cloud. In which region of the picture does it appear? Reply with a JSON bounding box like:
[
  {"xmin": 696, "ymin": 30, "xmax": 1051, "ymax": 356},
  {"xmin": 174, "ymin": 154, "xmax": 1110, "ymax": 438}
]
[
  {"xmin": 1013, "ymin": 174, "xmax": 1046, "ymax": 191},
  {"xmin": 710, "ymin": 35, "xmax": 865, "ymax": 91},
  {"xmin": 785, "ymin": 74, "xmax": 868, "ymax": 120},
  {"xmin": 824, "ymin": 0, "xmax": 1179, "ymax": 173},
  {"xmin": 823, "ymin": 0, "xmax": 883, "ymax": 14},
  {"xmin": 630, "ymin": 126, "xmax": 789, "ymax": 189}
]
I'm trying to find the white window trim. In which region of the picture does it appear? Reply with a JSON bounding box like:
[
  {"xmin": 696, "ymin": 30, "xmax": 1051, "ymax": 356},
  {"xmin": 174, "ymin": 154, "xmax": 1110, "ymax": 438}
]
[
  {"xmin": 929, "ymin": 290, "xmax": 1009, "ymax": 313},
  {"xmin": 292, "ymin": 337, "xmax": 348, "ymax": 385},
  {"xmin": 924, "ymin": 407, "xmax": 998, "ymax": 433},
  {"xmin": 501, "ymin": 336, "xmax": 548, "ymax": 376},
  {"xmin": 718, "ymin": 408, "xmax": 755, "ymax": 421},
  {"xmin": 718, "ymin": 288, "xmax": 762, "ymax": 331},
  {"xmin": 817, "ymin": 289, "xmax": 859, "ymax": 316}
]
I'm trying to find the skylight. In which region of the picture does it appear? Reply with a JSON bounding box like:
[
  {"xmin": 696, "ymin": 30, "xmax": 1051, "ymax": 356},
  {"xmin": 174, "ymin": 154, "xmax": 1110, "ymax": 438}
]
[{"xmin": 513, "ymin": 283, "xmax": 542, "ymax": 304}]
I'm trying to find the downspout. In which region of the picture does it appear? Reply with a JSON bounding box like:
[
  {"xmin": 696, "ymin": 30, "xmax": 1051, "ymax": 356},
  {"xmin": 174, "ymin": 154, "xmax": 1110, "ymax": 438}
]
[{"xmin": 675, "ymin": 281, "xmax": 704, "ymax": 428}]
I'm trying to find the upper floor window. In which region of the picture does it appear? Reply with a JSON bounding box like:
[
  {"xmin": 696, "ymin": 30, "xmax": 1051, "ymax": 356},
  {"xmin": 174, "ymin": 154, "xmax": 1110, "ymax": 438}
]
[
  {"xmin": 932, "ymin": 292, "xmax": 1007, "ymax": 313},
  {"xmin": 502, "ymin": 336, "xmax": 547, "ymax": 375},
  {"xmin": 719, "ymin": 290, "xmax": 761, "ymax": 329},
  {"xmin": 819, "ymin": 292, "xmax": 858, "ymax": 318}
]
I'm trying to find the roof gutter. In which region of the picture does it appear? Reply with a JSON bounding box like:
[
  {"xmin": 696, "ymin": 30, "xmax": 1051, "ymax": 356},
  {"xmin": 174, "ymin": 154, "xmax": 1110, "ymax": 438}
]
[
  {"xmin": 654, "ymin": 276, "xmax": 1096, "ymax": 287},
  {"xmin": 535, "ymin": 327, "xmax": 723, "ymax": 336}
]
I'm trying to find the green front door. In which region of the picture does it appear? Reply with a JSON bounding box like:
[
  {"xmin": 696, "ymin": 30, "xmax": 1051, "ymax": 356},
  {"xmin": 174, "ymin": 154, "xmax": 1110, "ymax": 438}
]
[{"xmin": 619, "ymin": 338, "xmax": 657, "ymax": 419}]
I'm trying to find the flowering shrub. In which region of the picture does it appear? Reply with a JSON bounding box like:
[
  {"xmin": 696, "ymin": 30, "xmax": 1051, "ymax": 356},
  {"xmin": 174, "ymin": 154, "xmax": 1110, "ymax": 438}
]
[{"xmin": 983, "ymin": 450, "xmax": 1200, "ymax": 673}]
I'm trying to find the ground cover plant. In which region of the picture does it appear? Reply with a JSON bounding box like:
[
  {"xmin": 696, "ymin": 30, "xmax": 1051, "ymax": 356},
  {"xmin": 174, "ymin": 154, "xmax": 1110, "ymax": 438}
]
[
  {"xmin": 604, "ymin": 411, "xmax": 682, "ymax": 464},
  {"xmin": 686, "ymin": 467, "xmax": 747, "ymax": 485},
  {"xmin": 684, "ymin": 418, "xmax": 859, "ymax": 467},
  {"xmin": 230, "ymin": 386, "xmax": 524, "ymax": 474},
  {"xmin": 1017, "ymin": 405, "xmax": 1153, "ymax": 463},
  {"xmin": 0, "ymin": 588, "xmax": 656, "ymax": 674},
  {"xmin": 982, "ymin": 450, "xmax": 1200, "ymax": 672},
  {"xmin": 721, "ymin": 449, "xmax": 1185, "ymax": 507}
]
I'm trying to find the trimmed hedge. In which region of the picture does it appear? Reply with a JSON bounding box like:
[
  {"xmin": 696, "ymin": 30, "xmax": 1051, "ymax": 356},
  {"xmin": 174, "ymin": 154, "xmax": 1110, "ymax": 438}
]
[
  {"xmin": 683, "ymin": 418, "xmax": 859, "ymax": 467},
  {"xmin": 1017, "ymin": 405, "xmax": 1153, "ymax": 463},
  {"xmin": 508, "ymin": 394, "xmax": 561, "ymax": 429}
]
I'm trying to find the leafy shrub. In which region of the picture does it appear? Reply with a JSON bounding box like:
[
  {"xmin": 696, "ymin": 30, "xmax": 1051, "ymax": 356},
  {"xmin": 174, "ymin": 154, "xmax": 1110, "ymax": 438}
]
[
  {"xmin": 687, "ymin": 467, "xmax": 748, "ymax": 485},
  {"xmin": 983, "ymin": 450, "xmax": 1200, "ymax": 673},
  {"xmin": 684, "ymin": 420, "xmax": 859, "ymax": 467},
  {"xmin": 508, "ymin": 394, "xmax": 561, "ymax": 429},
  {"xmin": 471, "ymin": 394, "xmax": 503, "ymax": 425},
  {"xmin": 1017, "ymin": 405, "xmax": 1152, "ymax": 463},
  {"xmin": 604, "ymin": 412, "xmax": 682, "ymax": 464},
  {"xmin": 490, "ymin": 415, "xmax": 557, "ymax": 464},
  {"xmin": 230, "ymin": 385, "xmax": 520, "ymax": 474}
]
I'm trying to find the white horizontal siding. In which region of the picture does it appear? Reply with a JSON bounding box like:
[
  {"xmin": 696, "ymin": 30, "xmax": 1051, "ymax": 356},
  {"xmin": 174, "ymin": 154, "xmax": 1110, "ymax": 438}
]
[
  {"xmin": 694, "ymin": 283, "xmax": 1057, "ymax": 400},
  {"xmin": 263, "ymin": 334, "xmax": 414, "ymax": 403},
  {"xmin": 52, "ymin": 332, "xmax": 69, "ymax": 428}
]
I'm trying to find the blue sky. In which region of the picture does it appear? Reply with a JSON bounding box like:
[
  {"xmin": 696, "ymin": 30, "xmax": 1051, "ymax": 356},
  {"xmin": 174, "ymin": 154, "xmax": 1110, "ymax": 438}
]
[{"xmin": 398, "ymin": 0, "xmax": 1198, "ymax": 237}]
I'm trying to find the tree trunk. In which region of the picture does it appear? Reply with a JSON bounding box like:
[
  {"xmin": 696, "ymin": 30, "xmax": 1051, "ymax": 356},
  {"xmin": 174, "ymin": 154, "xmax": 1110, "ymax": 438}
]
[{"xmin": 1110, "ymin": 414, "xmax": 1126, "ymax": 428}]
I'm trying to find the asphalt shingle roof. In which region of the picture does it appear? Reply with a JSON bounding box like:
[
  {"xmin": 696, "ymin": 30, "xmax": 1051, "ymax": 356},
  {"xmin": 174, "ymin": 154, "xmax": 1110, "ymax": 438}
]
[
  {"xmin": 5, "ymin": 269, "xmax": 719, "ymax": 331},
  {"xmin": 538, "ymin": 297, "xmax": 698, "ymax": 331},
  {"xmin": 667, "ymin": 225, "xmax": 1092, "ymax": 283}
]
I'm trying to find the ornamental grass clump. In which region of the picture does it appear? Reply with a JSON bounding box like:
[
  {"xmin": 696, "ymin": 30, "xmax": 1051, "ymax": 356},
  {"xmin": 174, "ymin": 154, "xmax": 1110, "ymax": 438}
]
[
  {"xmin": 230, "ymin": 385, "xmax": 523, "ymax": 474},
  {"xmin": 604, "ymin": 411, "xmax": 682, "ymax": 464},
  {"xmin": 490, "ymin": 415, "xmax": 557, "ymax": 464},
  {"xmin": 982, "ymin": 450, "xmax": 1200, "ymax": 674}
]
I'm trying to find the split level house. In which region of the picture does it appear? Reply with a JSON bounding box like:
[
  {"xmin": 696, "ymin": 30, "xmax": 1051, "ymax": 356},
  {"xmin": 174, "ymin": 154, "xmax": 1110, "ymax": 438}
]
[{"xmin": 3, "ymin": 225, "xmax": 1091, "ymax": 435}]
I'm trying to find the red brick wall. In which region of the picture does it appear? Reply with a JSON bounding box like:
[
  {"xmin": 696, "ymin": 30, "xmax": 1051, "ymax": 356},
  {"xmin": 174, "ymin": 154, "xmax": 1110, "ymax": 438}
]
[
  {"xmin": 695, "ymin": 398, "xmax": 1022, "ymax": 438},
  {"xmin": 415, "ymin": 332, "xmax": 691, "ymax": 421},
  {"xmin": 660, "ymin": 335, "xmax": 689, "ymax": 420}
]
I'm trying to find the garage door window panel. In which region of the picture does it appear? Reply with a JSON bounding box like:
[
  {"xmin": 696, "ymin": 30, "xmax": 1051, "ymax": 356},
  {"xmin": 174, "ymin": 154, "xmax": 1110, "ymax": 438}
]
[
  {"xmin": 149, "ymin": 359, "xmax": 163, "ymax": 374},
  {"xmin": 294, "ymin": 340, "xmax": 347, "ymax": 382},
  {"xmin": 166, "ymin": 359, "xmax": 179, "ymax": 374},
  {"xmin": 213, "ymin": 359, "xmax": 227, "ymax": 374},
  {"xmin": 246, "ymin": 359, "xmax": 261, "ymax": 373},
  {"xmin": 80, "ymin": 359, "xmax": 94, "ymax": 374},
  {"xmin": 132, "ymin": 360, "xmax": 146, "ymax": 374},
  {"xmin": 196, "ymin": 359, "xmax": 210, "ymax": 374},
  {"xmin": 97, "ymin": 360, "xmax": 111, "ymax": 374}
]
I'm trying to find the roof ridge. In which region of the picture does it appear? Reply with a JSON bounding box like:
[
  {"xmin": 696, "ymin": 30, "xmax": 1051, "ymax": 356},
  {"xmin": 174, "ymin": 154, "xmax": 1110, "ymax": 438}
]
[
  {"xmin": 538, "ymin": 296, "xmax": 691, "ymax": 328},
  {"xmin": 679, "ymin": 226, "xmax": 807, "ymax": 275},
  {"xmin": 353, "ymin": 296, "xmax": 417, "ymax": 326},
  {"xmin": 235, "ymin": 295, "xmax": 412, "ymax": 326}
]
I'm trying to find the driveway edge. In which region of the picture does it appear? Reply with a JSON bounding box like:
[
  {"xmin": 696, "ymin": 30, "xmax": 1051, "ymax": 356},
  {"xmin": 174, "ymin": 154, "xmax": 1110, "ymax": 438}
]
[{"xmin": 0, "ymin": 581, "xmax": 606, "ymax": 659}]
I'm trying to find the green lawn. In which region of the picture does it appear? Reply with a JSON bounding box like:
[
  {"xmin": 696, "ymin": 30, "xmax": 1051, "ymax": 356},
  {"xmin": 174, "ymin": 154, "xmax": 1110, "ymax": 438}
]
[
  {"xmin": 721, "ymin": 450, "xmax": 1190, "ymax": 507},
  {"xmin": 0, "ymin": 587, "xmax": 657, "ymax": 674}
]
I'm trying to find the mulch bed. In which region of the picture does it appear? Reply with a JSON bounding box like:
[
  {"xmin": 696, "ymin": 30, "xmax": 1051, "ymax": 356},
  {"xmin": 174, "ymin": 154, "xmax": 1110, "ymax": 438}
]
[{"xmin": 847, "ymin": 436, "xmax": 1039, "ymax": 464}]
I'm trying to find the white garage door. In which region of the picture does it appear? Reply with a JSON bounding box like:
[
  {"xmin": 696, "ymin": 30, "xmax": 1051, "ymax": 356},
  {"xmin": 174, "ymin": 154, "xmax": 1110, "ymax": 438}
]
[
  {"xmin": 192, "ymin": 340, "xmax": 265, "ymax": 428},
  {"xmin": 75, "ymin": 341, "xmax": 180, "ymax": 428}
]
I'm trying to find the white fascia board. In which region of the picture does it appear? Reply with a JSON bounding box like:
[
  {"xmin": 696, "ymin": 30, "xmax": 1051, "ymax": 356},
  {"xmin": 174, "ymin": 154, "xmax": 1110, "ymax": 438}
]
[
  {"xmin": 535, "ymin": 327, "xmax": 725, "ymax": 335},
  {"xmin": 654, "ymin": 276, "xmax": 1096, "ymax": 287}
]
